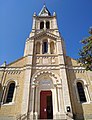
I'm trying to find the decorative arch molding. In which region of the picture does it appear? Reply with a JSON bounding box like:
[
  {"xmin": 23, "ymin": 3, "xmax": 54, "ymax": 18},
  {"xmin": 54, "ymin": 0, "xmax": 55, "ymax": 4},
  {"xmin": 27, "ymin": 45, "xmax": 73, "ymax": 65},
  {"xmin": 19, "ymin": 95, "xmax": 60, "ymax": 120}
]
[
  {"xmin": 73, "ymin": 78, "xmax": 90, "ymax": 103},
  {"xmin": 2, "ymin": 79, "xmax": 18, "ymax": 105},
  {"xmin": 3, "ymin": 78, "xmax": 18, "ymax": 87},
  {"xmin": 31, "ymin": 70, "xmax": 61, "ymax": 85},
  {"xmin": 74, "ymin": 78, "xmax": 88, "ymax": 86}
]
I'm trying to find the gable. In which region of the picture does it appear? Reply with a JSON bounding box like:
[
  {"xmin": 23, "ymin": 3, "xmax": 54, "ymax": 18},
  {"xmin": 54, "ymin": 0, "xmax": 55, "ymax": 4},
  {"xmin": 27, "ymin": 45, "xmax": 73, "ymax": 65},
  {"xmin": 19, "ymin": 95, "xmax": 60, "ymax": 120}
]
[{"xmin": 30, "ymin": 31, "xmax": 59, "ymax": 41}]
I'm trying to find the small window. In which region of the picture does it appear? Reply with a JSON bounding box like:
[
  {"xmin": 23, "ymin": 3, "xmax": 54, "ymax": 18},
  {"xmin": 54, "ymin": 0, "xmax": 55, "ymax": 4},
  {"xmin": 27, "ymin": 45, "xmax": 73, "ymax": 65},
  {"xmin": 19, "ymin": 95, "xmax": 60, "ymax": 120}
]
[
  {"xmin": 43, "ymin": 41, "xmax": 48, "ymax": 54},
  {"xmin": 40, "ymin": 21, "xmax": 44, "ymax": 29},
  {"xmin": 5, "ymin": 82, "xmax": 15, "ymax": 103},
  {"xmin": 46, "ymin": 21, "xmax": 50, "ymax": 29},
  {"xmin": 77, "ymin": 82, "xmax": 86, "ymax": 102}
]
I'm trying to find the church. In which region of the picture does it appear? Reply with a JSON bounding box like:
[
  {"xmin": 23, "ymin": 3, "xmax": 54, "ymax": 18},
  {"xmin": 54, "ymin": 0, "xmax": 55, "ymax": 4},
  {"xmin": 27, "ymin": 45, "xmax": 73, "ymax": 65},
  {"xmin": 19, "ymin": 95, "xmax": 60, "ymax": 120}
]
[{"xmin": 0, "ymin": 5, "xmax": 92, "ymax": 120}]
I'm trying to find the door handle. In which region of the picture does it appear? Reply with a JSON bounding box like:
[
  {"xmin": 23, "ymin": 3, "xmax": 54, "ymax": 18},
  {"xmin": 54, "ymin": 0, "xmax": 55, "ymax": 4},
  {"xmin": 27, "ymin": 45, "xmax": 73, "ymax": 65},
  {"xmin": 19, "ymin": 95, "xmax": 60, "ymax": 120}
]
[{"xmin": 44, "ymin": 108, "xmax": 46, "ymax": 112}]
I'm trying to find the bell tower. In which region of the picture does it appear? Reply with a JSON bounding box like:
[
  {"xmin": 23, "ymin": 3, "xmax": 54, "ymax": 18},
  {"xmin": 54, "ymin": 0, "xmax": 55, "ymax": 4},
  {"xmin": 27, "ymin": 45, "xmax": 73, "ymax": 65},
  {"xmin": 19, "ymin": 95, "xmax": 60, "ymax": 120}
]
[
  {"xmin": 23, "ymin": 5, "xmax": 73, "ymax": 120},
  {"xmin": 24, "ymin": 4, "xmax": 62, "ymax": 57}
]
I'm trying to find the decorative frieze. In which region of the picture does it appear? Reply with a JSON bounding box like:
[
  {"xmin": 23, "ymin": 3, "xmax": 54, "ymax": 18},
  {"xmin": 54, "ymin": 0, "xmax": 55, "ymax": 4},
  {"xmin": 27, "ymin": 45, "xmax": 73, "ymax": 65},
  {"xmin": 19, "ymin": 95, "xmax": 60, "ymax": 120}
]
[
  {"xmin": 67, "ymin": 66, "xmax": 86, "ymax": 73},
  {"xmin": 7, "ymin": 71, "xmax": 21, "ymax": 74},
  {"xmin": 35, "ymin": 66, "xmax": 60, "ymax": 70},
  {"xmin": 0, "ymin": 65, "xmax": 32, "ymax": 72},
  {"xmin": 36, "ymin": 56, "xmax": 57, "ymax": 65},
  {"xmin": 0, "ymin": 65, "xmax": 86, "ymax": 73}
]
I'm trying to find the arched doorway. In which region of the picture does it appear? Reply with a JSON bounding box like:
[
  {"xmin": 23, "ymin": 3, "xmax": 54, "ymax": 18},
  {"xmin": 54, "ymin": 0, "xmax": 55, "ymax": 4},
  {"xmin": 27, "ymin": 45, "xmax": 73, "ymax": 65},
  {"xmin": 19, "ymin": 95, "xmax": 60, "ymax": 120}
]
[
  {"xmin": 40, "ymin": 90, "xmax": 53, "ymax": 119},
  {"xmin": 30, "ymin": 71, "xmax": 61, "ymax": 119}
]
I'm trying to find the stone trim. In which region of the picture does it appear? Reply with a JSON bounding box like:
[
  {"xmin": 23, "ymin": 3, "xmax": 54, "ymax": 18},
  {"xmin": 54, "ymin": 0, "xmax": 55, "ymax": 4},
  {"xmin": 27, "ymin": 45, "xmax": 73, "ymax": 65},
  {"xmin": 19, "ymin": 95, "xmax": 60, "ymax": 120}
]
[
  {"xmin": 2, "ymin": 79, "xmax": 18, "ymax": 105},
  {"xmin": 0, "ymin": 65, "xmax": 87, "ymax": 72},
  {"xmin": 68, "ymin": 66, "xmax": 85, "ymax": 70},
  {"xmin": 73, "ymin": 78, "xmax": 90, "ymax": 103},
  {"xmin": 31, "ymin": 70, "xmax": 60, "ymax": 85}
]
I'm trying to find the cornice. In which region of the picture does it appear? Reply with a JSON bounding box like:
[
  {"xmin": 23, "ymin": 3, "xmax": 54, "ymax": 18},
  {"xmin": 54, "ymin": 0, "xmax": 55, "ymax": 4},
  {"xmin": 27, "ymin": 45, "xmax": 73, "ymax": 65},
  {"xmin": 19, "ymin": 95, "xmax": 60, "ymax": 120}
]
[
  {"xmin": 67, "ymin": 66, "xmax": 86, "ymax": 73},
  {"xmin": 0, "ymin": 65, "xmax": 32, "ymax": 71},
  {"xmin": 36, "ymin": 54, "xmax": 58, "ymax": 57},
  {"xmin": 35, "ymin": 16, "xmax": 55, "ymax": 19},
  {"xmin": 0, "ymin": 64, "xmax": 88, "ymax": 73},
  {"xmin": 67, "ymin": 66, "xmax": 85, "ymax": 70}
]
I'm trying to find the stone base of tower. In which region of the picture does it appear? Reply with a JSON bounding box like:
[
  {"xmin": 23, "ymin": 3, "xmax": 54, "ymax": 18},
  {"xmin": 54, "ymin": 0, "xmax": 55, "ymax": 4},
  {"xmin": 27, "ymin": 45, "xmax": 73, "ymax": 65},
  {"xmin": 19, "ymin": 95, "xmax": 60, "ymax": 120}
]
[
  {"xmin": 28, "ymin": 112, "xmax": 73, "ymax": 120},
  {"xmin": 51, "ymin": 113, "xmax": 73, "ymax": 120},
  {"xmin": 54, "ymin": 113, "xmax": 66, "ymax": 119}
]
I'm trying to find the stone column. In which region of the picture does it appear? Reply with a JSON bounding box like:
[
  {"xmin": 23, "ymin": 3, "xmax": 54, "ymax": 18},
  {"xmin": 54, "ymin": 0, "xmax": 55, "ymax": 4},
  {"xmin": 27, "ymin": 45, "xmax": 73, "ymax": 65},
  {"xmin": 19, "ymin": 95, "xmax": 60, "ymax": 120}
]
[
  {"xmin": 56, "ymin": 84, "xmax": 66, "ymax": 119},
  {"xmin": 48, "ymin": 38, "xmax": 50, "ymax": 54},
  {"xmin": 84, "ymin": 85, "xmax": 90, "ymax": 102},
  {"xmin": 21, "ymin": 67, "xmax": 32, "ymax": 116},
  {"xmin": 50, "ymin": 20, "xmax": 52, "ymax": 29},
  {"xmin": 53, "ymin": 86, "xmax": 58, "ymax": 119},
  {"xmin": 32, "ymin": 17, "xmax": 36, "ymax": 30},
  {"xmin": 44, "ymin": 20, "xmax": 46, "ymax": 30},
  {"xmin": 57, "ymin": 85, "xmax": 62, "ymax": 112},
  {"xmin": 56, "ymin": 86, "xmax": 59, "ymax": 112},
  {"xmin": 40, "ymin": 41, "xmax": 43, "ymax": 54},
  {"xmin": 1, "ymin": 86, "xmax": 6, "ymax": 104},
  {"xmin": 34, "ymin": 85, "xmax": 38, "ymax": 119},
  {"xmin": 29, "ymin": 85, "xmax": 35, "ymax": 119},
  {"xmin": 54, "ymin": 41, "xmax": 56, "ymax": 54}
]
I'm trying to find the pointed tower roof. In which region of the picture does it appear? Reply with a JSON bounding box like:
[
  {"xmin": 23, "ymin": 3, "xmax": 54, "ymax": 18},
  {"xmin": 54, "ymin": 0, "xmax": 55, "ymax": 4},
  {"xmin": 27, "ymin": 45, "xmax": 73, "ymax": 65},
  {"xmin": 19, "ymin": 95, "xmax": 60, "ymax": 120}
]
[{"xmin": 39, "ymin": 4, "xmax": 51, "ymax": 16}]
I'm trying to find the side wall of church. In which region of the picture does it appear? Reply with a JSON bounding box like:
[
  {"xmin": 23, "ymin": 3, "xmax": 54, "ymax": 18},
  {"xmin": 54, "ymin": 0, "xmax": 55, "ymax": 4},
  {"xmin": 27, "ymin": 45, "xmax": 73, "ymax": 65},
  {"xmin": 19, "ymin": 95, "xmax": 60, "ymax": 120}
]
[
  {"xmin": 0, "ymin": 57, "xmax": 31, "ymax": 120},
  {"xmin": 66, "ymin": 57, "xmax": 92, "ymax": 120}
]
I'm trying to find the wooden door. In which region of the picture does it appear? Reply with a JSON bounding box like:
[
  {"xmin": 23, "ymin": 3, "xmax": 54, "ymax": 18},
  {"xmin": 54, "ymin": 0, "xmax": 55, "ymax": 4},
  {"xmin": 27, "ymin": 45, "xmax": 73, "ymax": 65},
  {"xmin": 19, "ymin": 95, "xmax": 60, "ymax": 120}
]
[{"xmin": 40, "ymin": 91, "xmax": 53, "ymax": 119}]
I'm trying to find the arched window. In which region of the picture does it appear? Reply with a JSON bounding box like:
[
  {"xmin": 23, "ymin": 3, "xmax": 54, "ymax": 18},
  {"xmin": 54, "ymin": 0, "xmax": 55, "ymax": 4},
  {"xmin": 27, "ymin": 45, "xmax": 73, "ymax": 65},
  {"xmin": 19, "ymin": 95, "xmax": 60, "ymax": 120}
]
[
  {"xmin": 50, "ymin": 42, "xmax": 54, "ymax": 54},
  {"xmin": 4, "ymin": 82, "xmax": 15, "ymax": 103},
  {"xmin": 77, "ymin": 82, "xmax": 86, "ymax": 102},
  {"xmin": 43, "ymin": 41, "xmax": 48, "ymax": 54},
  {"xmin": 46, "ymin": 21, "xmax": 50, "ymax": 29},
  {"xmin": 40, "ymin": 21, "xmax": 44, "ymax": 29},
  {"xmin": 36, "ymin": 42, "xmax": 40, "ymax": 54}
]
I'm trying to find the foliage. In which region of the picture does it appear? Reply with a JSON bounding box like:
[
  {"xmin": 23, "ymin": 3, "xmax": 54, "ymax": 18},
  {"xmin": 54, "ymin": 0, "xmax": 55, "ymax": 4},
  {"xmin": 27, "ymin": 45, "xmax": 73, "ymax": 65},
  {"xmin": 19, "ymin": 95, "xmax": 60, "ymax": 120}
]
[{"xmin": 78, "ymin": 30, "xmax": 92, "ymax": 71}]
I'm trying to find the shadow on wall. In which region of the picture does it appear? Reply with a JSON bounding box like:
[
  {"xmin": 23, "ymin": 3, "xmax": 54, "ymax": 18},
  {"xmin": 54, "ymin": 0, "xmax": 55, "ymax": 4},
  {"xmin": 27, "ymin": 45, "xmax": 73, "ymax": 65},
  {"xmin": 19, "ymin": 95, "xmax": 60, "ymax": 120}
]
[
  {"xmin": 66, "ymin": 56, "xmax": 85, "ymax": 120},
  {"xmin": 0, "ymin": 84, "xmax": 3, "ymax": 107}
]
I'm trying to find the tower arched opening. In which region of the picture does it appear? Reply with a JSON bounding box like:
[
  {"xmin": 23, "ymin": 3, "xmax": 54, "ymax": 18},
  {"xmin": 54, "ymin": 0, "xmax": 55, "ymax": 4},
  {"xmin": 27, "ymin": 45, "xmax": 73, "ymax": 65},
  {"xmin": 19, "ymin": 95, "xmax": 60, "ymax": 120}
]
[
  {"xmin": 42, "ymin": 40, "xmax": 48, "ymax": 54},
  {"xmin": 40, "ymin": 21, "xmax": 44, "ymax": 29},
  {"xmin": 46, "ymin": 21, "xmax": 50, "ymax": 29}
]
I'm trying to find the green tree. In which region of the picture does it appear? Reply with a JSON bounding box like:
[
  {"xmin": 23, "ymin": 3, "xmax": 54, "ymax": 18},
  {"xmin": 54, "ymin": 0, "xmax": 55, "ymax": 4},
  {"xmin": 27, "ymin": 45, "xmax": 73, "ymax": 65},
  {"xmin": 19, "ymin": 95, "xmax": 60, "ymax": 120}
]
[{"xmin": 78, "ymin": 27, "xmax": 92, "ymax": 71}]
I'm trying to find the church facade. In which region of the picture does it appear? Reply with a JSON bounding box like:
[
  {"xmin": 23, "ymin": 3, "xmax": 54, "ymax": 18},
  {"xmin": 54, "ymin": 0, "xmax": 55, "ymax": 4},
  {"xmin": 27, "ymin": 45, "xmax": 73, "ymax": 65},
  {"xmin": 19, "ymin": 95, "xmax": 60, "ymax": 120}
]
[{"xmin": 0, "ymin": 5, "xmax": 92, "ymax": 120}]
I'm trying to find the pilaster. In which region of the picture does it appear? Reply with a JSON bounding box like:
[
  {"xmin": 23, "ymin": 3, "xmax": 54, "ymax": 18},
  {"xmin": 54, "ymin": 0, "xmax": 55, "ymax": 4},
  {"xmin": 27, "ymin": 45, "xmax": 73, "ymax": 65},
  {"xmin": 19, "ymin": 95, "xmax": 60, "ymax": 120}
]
[
  {"xmin": 48, "ymin": 38, "xmax": 50, "ymax": 54},
  {"xmin": 21, "ymin": 67, "xmax": 32, "ymax": 115},
  {"xmin": 40, "ymin": 41, "xmax": 42, "ymax": 54}
]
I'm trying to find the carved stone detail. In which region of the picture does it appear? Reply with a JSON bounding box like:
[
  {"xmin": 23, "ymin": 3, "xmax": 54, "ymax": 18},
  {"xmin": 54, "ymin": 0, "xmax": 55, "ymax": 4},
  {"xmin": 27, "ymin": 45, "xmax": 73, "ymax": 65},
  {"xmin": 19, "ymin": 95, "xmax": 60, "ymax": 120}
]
[{"xmin": 36, "ymin": 56, "xmax": 56, "ymax": 65}]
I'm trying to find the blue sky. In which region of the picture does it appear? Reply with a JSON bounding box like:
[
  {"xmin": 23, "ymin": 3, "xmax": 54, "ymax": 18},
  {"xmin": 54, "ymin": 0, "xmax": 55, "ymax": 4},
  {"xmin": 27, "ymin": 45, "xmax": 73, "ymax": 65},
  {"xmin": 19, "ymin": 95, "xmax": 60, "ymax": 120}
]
[{"xmin": 0, "ymin": 0, "xmax": 92, "ymax": 65}]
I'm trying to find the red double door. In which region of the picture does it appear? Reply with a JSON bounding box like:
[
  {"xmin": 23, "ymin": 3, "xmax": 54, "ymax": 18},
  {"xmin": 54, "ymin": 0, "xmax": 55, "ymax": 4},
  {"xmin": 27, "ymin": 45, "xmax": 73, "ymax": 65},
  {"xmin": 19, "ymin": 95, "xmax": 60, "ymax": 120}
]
[{"xmin": 40, "ymin": 91, "xmax": 53, "ymax": 119}]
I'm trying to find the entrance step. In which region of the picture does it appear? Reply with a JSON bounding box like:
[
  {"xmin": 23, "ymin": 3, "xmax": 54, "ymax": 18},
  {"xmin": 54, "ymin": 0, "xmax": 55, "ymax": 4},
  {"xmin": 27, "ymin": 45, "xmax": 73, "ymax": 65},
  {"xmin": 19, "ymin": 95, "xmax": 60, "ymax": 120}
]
[{"xmin": 55, "ymin": 113, "xmax": 66, "ymax": 120}]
